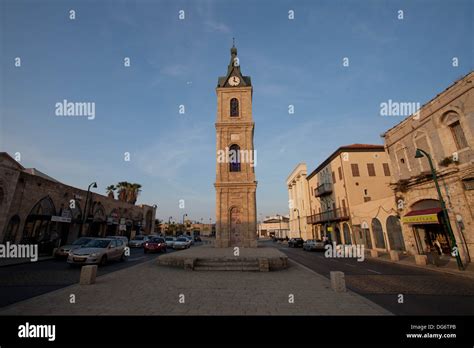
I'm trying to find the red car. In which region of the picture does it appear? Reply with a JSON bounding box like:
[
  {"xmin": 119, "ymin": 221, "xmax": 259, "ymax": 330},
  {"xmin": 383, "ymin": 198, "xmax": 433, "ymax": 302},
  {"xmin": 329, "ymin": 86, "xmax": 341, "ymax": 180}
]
[{"xmin": 143, "ymin": 237, "xmax": 167, "ymax": 253}]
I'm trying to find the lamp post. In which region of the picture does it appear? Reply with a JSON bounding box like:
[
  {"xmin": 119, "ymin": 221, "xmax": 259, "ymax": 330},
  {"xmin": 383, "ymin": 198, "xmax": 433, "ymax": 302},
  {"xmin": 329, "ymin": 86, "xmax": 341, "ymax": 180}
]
[
  {"xmin": 415, "ymin": 148, "xmax": 464, "ymax": 270},
  {"xmin": 182, "ymin": 213, "xmax": 188, "ymax": 235},
  {"xmin": 80, "ymin": 182, "xmax": 97, "ymax": 237},
  {"xmin": 293, "ymin": 208, "xmax": 302, "ymax": 238},
  {"xmin": 168, "ymin": 216, "xmax": 172, "ymax": 236}
]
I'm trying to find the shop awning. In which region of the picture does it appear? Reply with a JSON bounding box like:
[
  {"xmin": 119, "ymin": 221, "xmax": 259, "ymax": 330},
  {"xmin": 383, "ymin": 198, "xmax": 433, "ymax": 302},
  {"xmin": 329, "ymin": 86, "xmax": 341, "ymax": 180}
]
[{"xmin": 402, "ymin": 208, "xmax": 442, "ymax": 225}]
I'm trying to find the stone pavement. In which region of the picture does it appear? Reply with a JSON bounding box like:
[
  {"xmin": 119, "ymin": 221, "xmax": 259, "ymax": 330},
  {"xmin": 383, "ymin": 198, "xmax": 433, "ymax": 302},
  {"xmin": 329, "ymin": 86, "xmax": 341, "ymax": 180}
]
[{"xmin": 0, "ymin": 257, "xmax": 391, "ymax": 316}]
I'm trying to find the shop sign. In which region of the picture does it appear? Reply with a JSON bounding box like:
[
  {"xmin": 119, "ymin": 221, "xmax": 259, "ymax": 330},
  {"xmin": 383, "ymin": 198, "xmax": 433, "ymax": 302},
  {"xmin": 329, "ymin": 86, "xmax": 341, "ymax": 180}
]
[
  {"xmin": 51, "ymin": 216, "xmax": 71, "ymax": 223},
  {"xmin": 402, "ymin": 214, "xmax": 439, "ymax": 224}
]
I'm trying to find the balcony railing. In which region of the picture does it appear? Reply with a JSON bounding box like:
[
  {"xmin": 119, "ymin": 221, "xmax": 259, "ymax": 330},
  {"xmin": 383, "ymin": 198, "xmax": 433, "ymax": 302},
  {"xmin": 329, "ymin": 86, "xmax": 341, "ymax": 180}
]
[
  {"xmin": 314, "ymin": 183, "xmax": 333, "ymax": 197},
  {"xmin": 307, "ymin": 208, "xmax": 350, "ymax": 224}
]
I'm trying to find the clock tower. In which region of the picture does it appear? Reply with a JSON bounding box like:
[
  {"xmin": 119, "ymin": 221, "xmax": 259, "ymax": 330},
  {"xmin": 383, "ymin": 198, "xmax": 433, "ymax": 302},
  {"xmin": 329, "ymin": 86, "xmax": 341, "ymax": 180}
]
[{"xmin": 214, "ymin": 43, "xmax": 257, "ymax": 248}]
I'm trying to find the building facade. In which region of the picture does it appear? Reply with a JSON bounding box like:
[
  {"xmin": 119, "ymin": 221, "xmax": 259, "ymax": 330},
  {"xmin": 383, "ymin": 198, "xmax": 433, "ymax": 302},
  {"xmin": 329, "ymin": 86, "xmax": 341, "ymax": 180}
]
[
  {"xmin": 214, "ymin": 44, "xmax": 257, "ymax": 248},
  {"xmin": 383, "ymin": 71, "xmax": 474, "ymax": 265},
  {"xmin": 306, "ymin": 145, "xmax": 402, "ymax": 252},
  {"xmin": 0, "ymin": 152, "xmax": 155, "ymax": 255},
  {"xmin": 286, "ymin": 163, "xmax": 312, "ymax": 240},
  {"xmin": 257, "ymin": 215, "xmax": 290, "ymax": 238}
]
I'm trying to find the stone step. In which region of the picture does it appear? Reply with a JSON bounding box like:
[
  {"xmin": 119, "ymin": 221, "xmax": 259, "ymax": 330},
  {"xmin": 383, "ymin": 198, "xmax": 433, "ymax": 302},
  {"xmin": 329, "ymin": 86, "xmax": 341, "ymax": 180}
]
[{"xmin": 194, "ymin": 266, "xmax": 260, "ymax": 271}]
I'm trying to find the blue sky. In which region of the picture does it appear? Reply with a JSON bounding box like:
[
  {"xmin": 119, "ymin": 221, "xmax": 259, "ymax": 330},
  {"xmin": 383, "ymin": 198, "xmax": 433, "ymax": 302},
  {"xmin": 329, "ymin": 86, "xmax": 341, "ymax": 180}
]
[{"xmin": 1, "ymin": 0, "xmax": 472, "ymax": 222}]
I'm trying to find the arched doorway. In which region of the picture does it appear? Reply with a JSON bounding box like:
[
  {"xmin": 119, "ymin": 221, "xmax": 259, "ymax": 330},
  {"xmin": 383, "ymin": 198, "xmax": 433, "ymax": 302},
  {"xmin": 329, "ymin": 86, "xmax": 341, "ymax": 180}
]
[
  {"xmin": 230, "ymin": 206, "xmax": 242, "ymax": 246},
  {"xmin": 3, "ymin": 215, "xmax": 20, "ymax": 243},
  {"xmin": 405, "ymin": 199, "xmax": 451, "ymax": 255},
  {"xmin": 386, "ymin": 216, "xmax": 406, "ymax": 251},
  {"xmin": 334, "ymin": 226, "xmax": 342, "ymax": 244},
  {"xmin": 372, "ymin": 218, "xmax": 386, "ymax": 249},
  {"xmin": 361, "ymin": 221, "xmax": 372, "ymax": 249},
  {"xmin": 22, "ymin": 196, "xmax": 57, "ymax": 254},
  {"xmin": 89, "ymin": 202, "xmax": 106, "ymax": 237},
  {"xmin": 343, "ymin": 223, "xmax": 352, "ymax": 245}
]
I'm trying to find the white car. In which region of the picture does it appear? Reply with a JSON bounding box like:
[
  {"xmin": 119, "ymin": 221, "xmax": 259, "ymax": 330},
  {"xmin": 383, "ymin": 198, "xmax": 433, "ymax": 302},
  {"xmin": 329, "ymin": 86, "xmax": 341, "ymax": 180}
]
[
  {"xmin": 165, "ymin": 237, "xmax": 176, "ymax": 248},
  {"xmin": 173, "ymin": 237, "xmax": 191, "ymax": 250},
  {"xmin": 129, "ymin": 235, "xmax": 150, "ymax": 248},
  {"xmin": 67, "ymin": 238, "xmax": 127, "ymax": 266},
  {"xmin": 181, "ymin": 235, "xmax": 194, "ymax": 245}
]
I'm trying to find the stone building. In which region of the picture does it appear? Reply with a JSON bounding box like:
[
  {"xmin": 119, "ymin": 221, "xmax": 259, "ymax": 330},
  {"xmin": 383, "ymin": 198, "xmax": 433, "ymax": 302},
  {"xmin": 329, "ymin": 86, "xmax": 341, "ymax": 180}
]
[
  {"xmin": 257, "ymin": 215, "xmax": 290, "ymax": 239},
  {"xmin": 306, "ymin": 145, "xmax": 403, "ymax": 252},
  {"xmin": 214, "ymin": 44, "xmax": 257, "ymax": 248},
  {"xmin": 383, "ymin": 71, "xmax": 474, "ymax": 265},
  {"xmin": 286, "ymin": 163, "xmax": 312, "ymax": 240},
  {"xmin": 0, "ymin": 152, "xmax": 156, "ymax": 255}
]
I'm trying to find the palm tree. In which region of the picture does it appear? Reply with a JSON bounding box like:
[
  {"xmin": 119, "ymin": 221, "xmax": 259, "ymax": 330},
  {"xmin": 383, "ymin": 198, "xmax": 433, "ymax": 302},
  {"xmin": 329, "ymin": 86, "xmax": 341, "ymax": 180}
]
[
  {"xmin": 127, "ymin": 183, "xmax": 142, "ymax": 205},
  {"xmin": 106, "ymin": 185, "xmax": 116, "ymax": 199},
  {"xmin": 116, "ymin": 182, "xmax": 128, "ymax": 202}
]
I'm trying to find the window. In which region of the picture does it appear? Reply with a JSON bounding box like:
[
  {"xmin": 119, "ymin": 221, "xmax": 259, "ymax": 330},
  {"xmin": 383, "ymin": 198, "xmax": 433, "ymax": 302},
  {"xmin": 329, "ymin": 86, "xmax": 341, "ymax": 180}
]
[
  {"xmin": 450, "ymin": 121, "xmax": 468, "ymax": 149},
  {"xmin": 230, "ymin": 98, "xmax": 239, "ymax": 117},
  {"xmin": 229, "ymin": 144, "xmax": 241, "ymax": 172},
  {"xmin": 382, "ymin": 163, "xmax": 391, "ymax": 176},
  {"xmin": 367, "ymin": 163, "xmax": 376, "ymax": 176},
  {"xmin": 332, "ymin": 171, "xmax": 336, "ymax": 183},
  {"xmin": 338, "ymin": 167, "xmax": 342, "ymax": 180},
  {"xmin": 351, "ymin": 164, "xmax": 360, "ymax": 177}
]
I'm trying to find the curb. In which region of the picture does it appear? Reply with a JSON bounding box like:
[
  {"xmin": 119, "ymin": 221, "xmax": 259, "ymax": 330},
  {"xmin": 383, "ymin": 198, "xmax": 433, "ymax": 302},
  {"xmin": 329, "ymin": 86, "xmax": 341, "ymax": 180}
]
[
  {"xmin": 365, "ymin": 255, "xmax": 474, "ymax": 280},
  {"xmin": 0, "ymin": 256, "xmax": 55, "ymax": 268}
]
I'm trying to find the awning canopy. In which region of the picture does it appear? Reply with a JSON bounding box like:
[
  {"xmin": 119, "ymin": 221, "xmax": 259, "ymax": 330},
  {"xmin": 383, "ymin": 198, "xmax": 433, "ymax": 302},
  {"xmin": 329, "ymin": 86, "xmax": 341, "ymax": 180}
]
[{"xmin": 402, "ymin": 208, "xmax": 442, "ymax": 225}]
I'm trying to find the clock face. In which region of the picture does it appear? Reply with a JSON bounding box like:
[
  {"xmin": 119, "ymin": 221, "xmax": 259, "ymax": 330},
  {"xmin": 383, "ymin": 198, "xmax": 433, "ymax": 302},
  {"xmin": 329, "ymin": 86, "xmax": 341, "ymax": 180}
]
[{"xmin": 228, "ymin": 76, "xmax": 240, "ymax": 86}]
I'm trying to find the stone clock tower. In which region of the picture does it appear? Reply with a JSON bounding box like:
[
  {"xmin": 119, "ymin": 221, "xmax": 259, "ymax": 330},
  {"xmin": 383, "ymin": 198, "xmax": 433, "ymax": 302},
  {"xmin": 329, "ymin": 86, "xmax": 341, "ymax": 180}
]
[{"xmin": 214, "ymin": 43, "xmax": 257, "ymax": 248}]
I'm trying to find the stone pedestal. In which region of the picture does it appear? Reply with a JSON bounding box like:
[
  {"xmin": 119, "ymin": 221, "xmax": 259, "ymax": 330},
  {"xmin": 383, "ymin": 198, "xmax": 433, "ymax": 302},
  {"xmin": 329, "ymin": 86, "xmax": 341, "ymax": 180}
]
[
  {"xmin": 370, "ymin": 250, "xmax": 379, "ymax": 258},
  {"xmin": 389, "ymin": 250, "xmax": 400, "ymax": 261},
  {"xmin": 330, "ymin": 271, "xmax": 346, "ymax": 292},
  {"xmin": 80, "ymin": 265, "xmax": 97, "ymax": 285},
  {"xmin": 415, "ymin": 254, "xmax": 428, "ymax": 265}
]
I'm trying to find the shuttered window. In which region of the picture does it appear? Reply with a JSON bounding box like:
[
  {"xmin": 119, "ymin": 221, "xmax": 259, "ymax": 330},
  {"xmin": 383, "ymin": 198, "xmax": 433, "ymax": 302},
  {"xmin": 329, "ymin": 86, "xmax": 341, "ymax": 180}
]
[
  {"xmin": 367, "ymin": 163, "xmax": 376, "ymax": 176},
  {"xmin": 351, "ymin": 164, "xmax": 360, "ymax": 177},
  {"xmin": 450, "ymin": 121, "xmax": 468, "ymax": 149},
  {"xmin": 382, "ymin": 163, "xmax": 391, "ymax": 176}
]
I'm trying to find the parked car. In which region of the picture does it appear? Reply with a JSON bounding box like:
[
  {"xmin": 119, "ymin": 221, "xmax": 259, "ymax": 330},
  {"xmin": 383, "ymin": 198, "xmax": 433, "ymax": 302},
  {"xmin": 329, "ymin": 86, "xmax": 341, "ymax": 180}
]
[
  {"xmin": 173, "ymin": 237, "xmax": 191, "ymax": 250},
  {"xmin": 303, "ymin": 239, "xmax": 325, "ymax": 251},
  {"xmin": 54, "ymin": 237, "xmax": 95, "ymax": 258},
  {"xmin": 183, "ymin": 235, "xmax": 194, "ymax": 245},
  {"xmin": 107, "ymin": 235, "xmax": 129, "ymax": 247},
  {"xmin": 144, "ymin": 237, "xmax": 167, "ymax": 253},
  {"xmin": 129, "ymin": 235, "xmax": 150, "ymax": 248},
  {"xmin": 67, "ymin": 238, "xmax": 126, "ymax": 266},
  {"xmin": 165, "ymin": 237, "xmax": 176, "ymax": 249},
  {"xmin": 288, "ymin": 238, "xmax": 304, "ymax": 248}
]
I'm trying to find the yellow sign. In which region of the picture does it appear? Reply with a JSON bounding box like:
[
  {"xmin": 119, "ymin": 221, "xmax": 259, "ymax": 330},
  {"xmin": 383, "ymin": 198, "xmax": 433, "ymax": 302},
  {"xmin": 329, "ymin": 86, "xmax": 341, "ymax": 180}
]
[
  {"xmin": 402, "ymin": 214, "xmax": 439, "ymax": 224},
  {"xmin": 327, "ymin": 226, "xmax": 333, "ymax": 232}
]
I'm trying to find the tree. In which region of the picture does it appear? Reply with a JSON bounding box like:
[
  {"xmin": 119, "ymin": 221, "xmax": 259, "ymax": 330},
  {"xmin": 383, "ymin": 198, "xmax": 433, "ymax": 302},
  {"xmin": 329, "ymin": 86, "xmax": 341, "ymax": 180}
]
[
  {"xmin": 114, "ymin": 182, "xmax": 142, "ymax": 205},
  {"xmin": 106, "ymin": 185, "xmax": 116, "ymax": 199}
]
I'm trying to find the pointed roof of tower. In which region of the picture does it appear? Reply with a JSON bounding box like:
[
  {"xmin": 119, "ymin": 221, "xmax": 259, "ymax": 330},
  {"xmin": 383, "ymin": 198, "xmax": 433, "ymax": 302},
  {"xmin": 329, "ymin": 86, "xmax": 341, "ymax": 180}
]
[{"xmin": 217, "ymin": 40, "xmax": 252, "ymax": 87}]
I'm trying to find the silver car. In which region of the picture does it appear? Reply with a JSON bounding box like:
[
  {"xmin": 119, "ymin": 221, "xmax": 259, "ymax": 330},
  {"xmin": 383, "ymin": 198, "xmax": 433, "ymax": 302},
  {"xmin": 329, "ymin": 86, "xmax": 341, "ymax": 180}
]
[
  {"xmin": 67, "ymin": 238, "xmax": 127, "ymax": 266},
  {"xmin": 165, "ymin": 237, "xmax": 176, "ymax": 248},
  {"xmin": 129, "ymin": 235, "xmax": 150, "ymax": 248},
  {"xmin": 173, "ymin": 237, "xmax": 191, "ymax": 250},
  {"xmin": 55, "ymin": 237, "xmax": 95, "ymax": 258}
]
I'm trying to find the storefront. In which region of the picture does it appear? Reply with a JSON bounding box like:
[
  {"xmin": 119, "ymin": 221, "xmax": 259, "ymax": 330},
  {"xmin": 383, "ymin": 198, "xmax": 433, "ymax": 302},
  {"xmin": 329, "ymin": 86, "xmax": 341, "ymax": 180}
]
[{"xmin": 402, "ymin": 205, "xmax": 452, "ymax": 256}]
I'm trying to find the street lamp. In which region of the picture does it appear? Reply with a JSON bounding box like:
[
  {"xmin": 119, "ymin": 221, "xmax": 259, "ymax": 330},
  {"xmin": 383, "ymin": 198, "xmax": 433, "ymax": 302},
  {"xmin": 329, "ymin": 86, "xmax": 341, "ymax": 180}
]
[
  {"xmin": 415, "ymin": 148, "xmax": 464, "ymax": 270},
  {"xmin": 293, "ymin": 208, "xmax": 302, "ymax": 238},
  {"xmin": 81, "ymin": 182, "xmax": 97, "ymax": 236},
  {"xmin": 182, "ymin": 213, "xmax": 188, "ymax": 235}
]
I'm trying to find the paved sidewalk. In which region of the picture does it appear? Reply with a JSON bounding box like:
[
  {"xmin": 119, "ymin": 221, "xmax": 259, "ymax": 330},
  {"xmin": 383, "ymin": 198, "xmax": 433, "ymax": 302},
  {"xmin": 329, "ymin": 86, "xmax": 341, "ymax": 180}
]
[
  {"xmin": 0, "ymin": 258, "xmax": 391, "ymax": 316},
  {"xmin": 365, "ymin": 251, "xmax": 474, "ymax": 279}
]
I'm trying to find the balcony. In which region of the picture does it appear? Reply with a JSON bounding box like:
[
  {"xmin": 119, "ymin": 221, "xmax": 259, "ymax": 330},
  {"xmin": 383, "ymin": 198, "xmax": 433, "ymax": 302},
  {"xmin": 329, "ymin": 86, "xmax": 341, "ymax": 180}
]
[
  {"xmin": 307, "ymin": 208, "xmax": 350, "ymax": 225},
  {"xmin": 314, "ymin": 183, "xmax": 333, "ymax": 197}
]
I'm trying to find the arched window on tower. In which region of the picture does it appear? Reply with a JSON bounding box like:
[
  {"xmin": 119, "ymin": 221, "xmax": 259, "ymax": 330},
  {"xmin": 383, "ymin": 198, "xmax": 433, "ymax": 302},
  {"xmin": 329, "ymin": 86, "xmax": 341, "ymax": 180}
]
[
  {"xmin": 229, "ymin": 144, "xmax": 241, "ymax": 172},
  {"xmin": 230, "ymin": 98, "xmax": 239, "ymax": 117}
]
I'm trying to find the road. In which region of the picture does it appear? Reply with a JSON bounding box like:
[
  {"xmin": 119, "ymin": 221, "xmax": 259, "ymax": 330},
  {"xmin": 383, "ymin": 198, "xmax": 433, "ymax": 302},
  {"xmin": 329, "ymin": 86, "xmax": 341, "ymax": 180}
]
[
  {"xmin": 269, "ymin": 241, "xmax": 474, "ymax": 315},
  {"xmin": 0, "ymin": 246, "xmax": 181, "ymax": 308}
]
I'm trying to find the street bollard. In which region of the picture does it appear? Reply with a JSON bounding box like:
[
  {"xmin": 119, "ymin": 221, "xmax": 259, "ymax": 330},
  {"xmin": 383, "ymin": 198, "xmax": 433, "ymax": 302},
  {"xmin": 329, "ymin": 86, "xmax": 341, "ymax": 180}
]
[
  {"xmin": 330, "ymin": 271, "xmax": 346, "ymax": 292},
  {"xmin": 389, "ymin": 250, "xmax": 400, "ymax": 261},
  {"xmin": 80, "ymin": 265, "xmax": 97, "ymax": 285}
]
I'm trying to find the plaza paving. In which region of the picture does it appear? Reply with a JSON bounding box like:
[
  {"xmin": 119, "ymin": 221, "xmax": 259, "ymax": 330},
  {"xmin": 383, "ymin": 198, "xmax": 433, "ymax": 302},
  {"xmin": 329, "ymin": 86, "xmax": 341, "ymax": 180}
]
[{"xmin": 0, "ymin": 256, "xmax": 391, "ymax": 315}]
